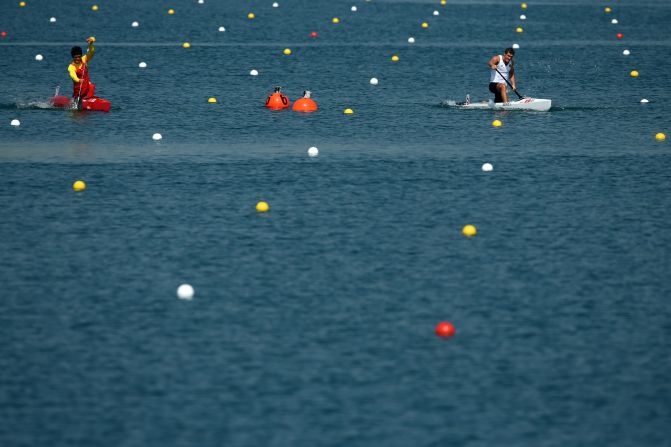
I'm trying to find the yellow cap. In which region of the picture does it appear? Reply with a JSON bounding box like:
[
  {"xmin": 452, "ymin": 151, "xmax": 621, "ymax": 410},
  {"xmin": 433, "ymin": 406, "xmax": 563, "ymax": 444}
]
[
  {"xmin": 256, "ymin": 201, "xmax": 269, "ymax": 212},
  {"xmin": 440, "ymin": 0, "xmax": 446, "ymax": 4},
  {"xmin": 421, "ymin": 22, "xmax": 429, "ymax": 28},
  {"xmin": 248, "ymin": 12, "xmax": 255, "ymax": 19},
  {"xmin": 73, "ymin": 180, "xmax": 86, "ymax": 191},
  {"xmin": 332, "ymin": 17, "xmax": 340, "ymax": 23},
  {"xmin": 521, "ymin": 3, "xmax": 528, "ymax": 9},
  {"xmin": 655, "ymin": 132, "xmax": 666, "ymax": 141},
  {"xmin": 168, "ymin": 8, "xmax": 174, "ymax": 14},
  {"xmin": 182, "ymin": 42, "xmax": 191, "ymax": 48},
  {"xmin": 492, "ymin": 119, "xmax": 502, "ymax": 128},
  {"xmin": 208, "ymin": 97, "xmax": 217, "ymax": 103},
  {"xmin": 516, "ymin": 27, "xmax": 524, "ymax": 33},
  {"xmin": 630, "ymin": 70, "xmax": 639, "ymax": 77},
  {"xmin": 344, "ymin": 108, "xmax": 354, "ymax": 114},
  {"xmin": 462, "ymin": 225, "xmax": 477, "ymax": 237},
  {"xmin": 19, "ymin": 1, "xmax": 26, "ymax": 6},
  {"xmin": 283, "ymin": 48, "xmax": 292, "ymax": 55},
  {"xmin": 604, "ymin": 7, "xmax": 612, "ymax": 13},
  {"xmin": 91, "ymin": 5, "xmax": 99, "ymax": 11},
  {"xmin": 88, "ymin": 36, "xmax": 96, "ymax": 43},
  {"xmin": 391, "ymin": 55, "xmax": 399, "ymax": 61}
]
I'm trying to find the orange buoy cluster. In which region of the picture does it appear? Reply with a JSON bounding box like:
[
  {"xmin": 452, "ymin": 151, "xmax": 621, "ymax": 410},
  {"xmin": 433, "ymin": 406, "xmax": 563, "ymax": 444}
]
[{"xmin": 265, "ymin": 87, "xmax": 318, "ymax": 112}]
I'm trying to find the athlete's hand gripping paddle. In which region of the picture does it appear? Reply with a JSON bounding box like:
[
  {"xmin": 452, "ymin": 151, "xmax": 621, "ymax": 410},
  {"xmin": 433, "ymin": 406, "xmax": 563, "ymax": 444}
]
[{"xmin": 495, "ymin": 68, "xmax": 524, "ymax": 99}]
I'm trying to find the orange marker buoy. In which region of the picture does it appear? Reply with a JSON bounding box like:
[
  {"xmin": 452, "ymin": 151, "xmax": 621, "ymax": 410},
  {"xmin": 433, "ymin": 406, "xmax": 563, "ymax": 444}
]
[
  {"xmin": 292, "ymin": 90, "xmax": 318, "ymax": 112},
  {"xmin": 265, "ymin": 86, "xmax": 291, "ymax": 110},
  {"xmin": 435, "ymin": 322, "xmax": 455, "ymax": 338}
]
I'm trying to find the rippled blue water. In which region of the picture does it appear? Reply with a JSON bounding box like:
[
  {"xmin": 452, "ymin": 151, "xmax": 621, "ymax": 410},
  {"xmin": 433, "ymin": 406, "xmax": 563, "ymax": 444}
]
[{"xmin": 1, "ymin": 1, "xmax": 670, "ymax": 446}]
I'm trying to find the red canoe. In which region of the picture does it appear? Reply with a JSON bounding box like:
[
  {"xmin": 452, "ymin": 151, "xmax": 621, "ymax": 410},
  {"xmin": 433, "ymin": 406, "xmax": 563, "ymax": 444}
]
[{"xmin": 50, "ymin": 95, "xmax": 111, "ymax": 113}]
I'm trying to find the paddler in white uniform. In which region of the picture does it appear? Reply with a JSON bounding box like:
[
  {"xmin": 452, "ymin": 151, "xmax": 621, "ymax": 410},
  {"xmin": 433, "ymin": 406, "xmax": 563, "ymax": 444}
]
[{"xmin": 488, "ymin": 48, "xmax": 517, "ymax": 103}]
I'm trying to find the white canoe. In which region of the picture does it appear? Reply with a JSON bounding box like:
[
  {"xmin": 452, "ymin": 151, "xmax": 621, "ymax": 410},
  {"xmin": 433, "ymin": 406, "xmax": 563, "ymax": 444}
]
[{"xmin": 449, "ymin": 97, "xmax": 552, "ymax": 112}]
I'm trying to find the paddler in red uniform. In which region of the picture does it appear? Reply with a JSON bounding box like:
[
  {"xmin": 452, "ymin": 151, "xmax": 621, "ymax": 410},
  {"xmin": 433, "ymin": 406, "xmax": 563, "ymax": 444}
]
[{"xmin": 68, "ymin": 37, "xmax": 96, "ymax": 101}]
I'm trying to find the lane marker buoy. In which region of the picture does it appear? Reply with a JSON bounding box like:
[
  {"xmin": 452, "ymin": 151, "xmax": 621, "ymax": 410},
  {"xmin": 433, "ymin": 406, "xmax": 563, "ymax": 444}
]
[
  {"xmin": 139, "ymin": 61, "xmax": 147, "ymax": 68},
  {"xmin": 177, "ymin": 284, "xmax": 194, "ymax": 300},
  {"xmin": 308, "ymin": 147, "xmax": 319, "ymax": 157},
  {"xmin": 435, "ymin": 322, "xmax": 455, "ymax": 337},
  {"xmin": 370, "ymin": 77, "xmax": 378, "ymax": 85},
  {"xmin": 408, "ymin": 37, "xmax": 415, "ymax": 43},
  {"xmin": 10, "ymin": 119, "xmax": 20, "ymax": 126},
  {"xmin": 492, "ymin": 119, "xmax": 502, "ymax": 127},
  {"xmin": 656, "ymin": 133, "xmax": 666, "ymax": 141},
  {"xmin": 152, "ymin": 133, "xmax": 162, "ymax": 140},
  {"xmin": 250, "ymin": 69, "xmax": 259, "ymax": 76},
  {"xmin": 344, "ymin": 108, "xmax": 354, "ymax": 114},
  {"xmin": 462, "ymin": 225, "xmax": 477, "ymax": 237},
  {"xmin": 482, "ymin": 163, "xmax": 493, "ymax": 172},
  {"xmin": 73, "ymin": 180, "xmax": 86, "ymax": 191},
  {"xmin": 132, "ymin": 21, "xmax": 139, "ymax": 27},
  {"xmin": 256, "ymin": 201, "xmax": 269, "ymax": 212}
]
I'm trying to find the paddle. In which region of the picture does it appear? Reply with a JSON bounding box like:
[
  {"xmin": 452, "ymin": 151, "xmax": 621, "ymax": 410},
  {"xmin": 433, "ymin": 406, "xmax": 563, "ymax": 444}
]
[{"xmin": 495, "ymin": 68, "xmax": 524, "ymax": 99}]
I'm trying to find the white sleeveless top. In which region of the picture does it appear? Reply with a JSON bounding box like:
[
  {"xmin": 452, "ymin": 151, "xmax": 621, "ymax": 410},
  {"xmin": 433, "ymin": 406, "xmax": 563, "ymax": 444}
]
[{"xmin": 490, "ymin": 55, "xmax": 510, "ymax": 83}]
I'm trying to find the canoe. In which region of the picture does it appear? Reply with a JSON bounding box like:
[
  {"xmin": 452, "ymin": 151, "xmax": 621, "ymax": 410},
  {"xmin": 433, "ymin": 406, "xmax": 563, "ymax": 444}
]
[
  {"xmin": 448, "ymin": 97, "xmax": 552, "ymax": 112},
  {"xmin": 50, "ymin": 95, "xmax": 111, "ymax": 112}
]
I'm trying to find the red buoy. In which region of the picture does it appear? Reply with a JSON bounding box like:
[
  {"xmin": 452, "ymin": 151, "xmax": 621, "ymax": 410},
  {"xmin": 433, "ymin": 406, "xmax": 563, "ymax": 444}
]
[
  {"xmin": 292, "ymin": 90, "xmax": 318, "ymax": 112},
  {"xmin": 310, "ymin": 31, "xmax": 318, "ymax": 38},
  {"xmin": 616, "ymin": 33, "xmax": 623, "ymax": 39},
  {"xmin": 265, "ymin": 87, "xmax": 290, "ymax": 110},
  {"xmin": 435, "ymin": 321, "xmax": 455, "ymax": 338},
  {"xmin": 1, "ymin": 31, "xmax": 7, "ymax": 37}
]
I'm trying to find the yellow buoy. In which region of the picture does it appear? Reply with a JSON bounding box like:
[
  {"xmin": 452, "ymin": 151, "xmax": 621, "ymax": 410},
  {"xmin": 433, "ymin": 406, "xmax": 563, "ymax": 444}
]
[
  {"xmin": 344, "ymin": 108, "xmax": 354, "ymax": 114},
  {"xmin": 440, "ymin": 0, "xmax": 446, "ymax": 4},
  {"xmin": 516, "ymin": 27, "xmax": 524, "ymax": 33},
  {"xmin": 604, "ymin": 7, "xmax": 612, "ymax": 13},
  {"xmin": 256, "ymin": 201, "xmax": 269, "ymax": 212},
  {"xmin": 332, "ymin": 17, "xmax": 340, "ymax": 24},
  {"xmin": 168, "ymin": 8, "xmax": 174, "ymax": 15},
  {"xmin": 421, "ymin": 22, "xmax": 429, "ymax": 28},
  {"xmin": 656, "ymin": 133, "xmax": 666, "ymax": 141},
  {"xmin": 182, "ymin": 42, "xmax": 191, "ymax": 48},
  {"xmin": 208, "ymin": 97, "xmax": 217, "ymax": 103},
  {"xmin": 492, "ymin": 119, "xmax": 502, "ymax": 128},
  {"xmin": 630, "ymin": 70, "xmax": 639, "ymax": 77},
  {"xmin": 283, "ymin": 48, "xmax": 292, "ymax": 55},
  {"xmin": 391, "ymin": 55, "xmax": 399, "ymax": 62},
  {"xmin": 462, "ymin": 225, "xmax": 477, "ymax": 237},
  {"xmin": 19, "ymin": 1, "xmax": 26, "ymax": 6},
  {"xmin": 248, "ymin": 12, "xmax": 255, "ymax": 19},
  {"xmin": 73, "ymin": 180, "xmax": 86, "ymax": 191},
  {"xmin": 521, "ymin": 3, "xmax": 527, "ymax": 9},
  {"xmin": 91, "ymin": 4, "xmax": 98, "ymax": 11}
]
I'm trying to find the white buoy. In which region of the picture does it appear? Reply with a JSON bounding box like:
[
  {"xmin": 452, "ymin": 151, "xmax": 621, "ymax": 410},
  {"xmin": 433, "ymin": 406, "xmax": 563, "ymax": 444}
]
[
  {"xmin": 152, "ymin": 133, "xmax": 162, "ymax": 141},
  {"xmin": 623, "ymin": 49, "xmax": 630, "ymax": 55},
  {"xmin": 370, "ymin": 77, "xmax": 379, "ymax": 85},
  {"xmin": 408, "ymin": 37, "xmax": 415, "ymax": 43},
  {"xmin": 308, "ymin": 146, "xmax": 319, "ymax": 157},
  {"xmin": 482, "ymin": 163, "xmax": 493, "ymax": 172},
  {"xmin": 131, "ymin": 21, "xmax": 139, "ymax": 27},
  {"xmin": 35, "ymin": 54, "xmax": 43, "ymax": 61},
  {"xmin": 520, "ymin": 14, "xmax": 526, "ymax": 20},
  {"xmin": 512, "ymin": 43, "xmax": 520, "ymax": 49},
  {"xmin": 218, "ymin": 26, "xmax": 226, "ymax": 32},
  {"xmin": 611, "ymin": 19, "xmax": 618, "ymax": 24},
  {"xmin": 177, "ymin": 284, "xmax": 194, "ymax": 300},
  {"xmin": 433, "ymin": 10, "xmax": 439, "ymax": 16},
  {"xmin": 250, "ymin": 69, "xmax": 259, "ymax": 76},
  {"xmin": 10, "ymin": 119, "xmax": 20, "ymax": 127},
  {"xmin": 640, "ymin": 99, "xmax": 649, "ymax": 103},
  {"xmin": 351, "ymin": 6, "xmax": 357, "ymax": 12},
  {"xmin": 139, "ymin": 61, "xmax": 147, "ymax": 68},
  {"xmin": 273, "ymin": 2, "xmax": 279, "ymax": 7},
  {"xmin": 198, "ymin": 0, "xmax": 205, "ymax": 4},
  {"xmin": 50, "ymin": 17, "xmax": 57, "ymax": 23}
]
